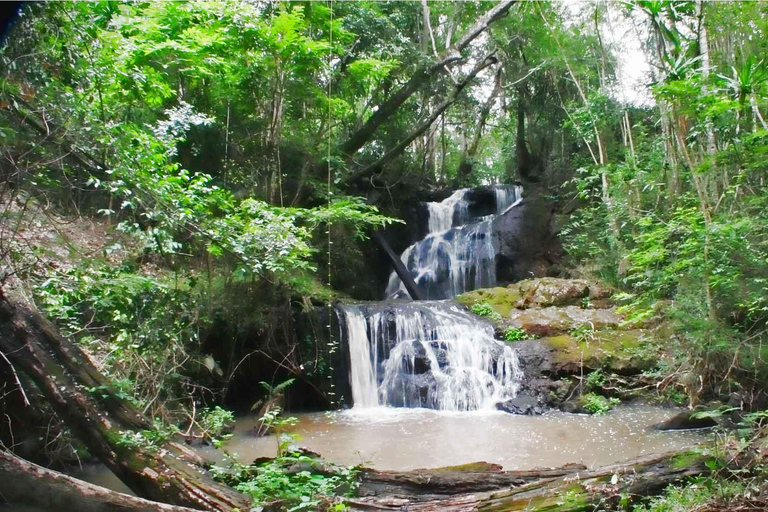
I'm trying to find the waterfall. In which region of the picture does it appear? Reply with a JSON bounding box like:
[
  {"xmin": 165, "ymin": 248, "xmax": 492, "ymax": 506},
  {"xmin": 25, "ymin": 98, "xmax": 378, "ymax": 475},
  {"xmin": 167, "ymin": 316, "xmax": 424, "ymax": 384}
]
[
  {"xmin": 339, "ymin": 302, "xmax": 522, "ymax": 411},
  {"xmin": 343, "ymin": 308, "xmax": 379, "ymax": 407},
  {"xmin": 427, "ymin": 188, "xmax": 470, "ymax": 232},
  {"xmin": 386, "ymin": 185, "xmax": 523, "ymax": 300}
]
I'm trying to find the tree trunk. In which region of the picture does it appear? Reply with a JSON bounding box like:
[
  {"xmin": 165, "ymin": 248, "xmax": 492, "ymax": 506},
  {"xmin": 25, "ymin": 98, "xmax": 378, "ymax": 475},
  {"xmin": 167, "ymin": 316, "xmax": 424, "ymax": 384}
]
[
  {"xmin": 455, "ymin": 66, "xmax": 503, "ymax": 187},
  {"xmin": 337, "ymin": 0, "xmax": 516, "ymax": 159},
  {"xmin": 350, "ymin": 449, "xmax": 709, "ymax": 511},
  {"xmin": 371, "ymin": 231, "xmax": 423, "ymax": 301},
  {"xmin": 0, "ymin": 291, "xmax": 251, "ymax": 511},
  {"xmin": 349, "ymin": 54, "xmax": 499, "ymax": 184},
  {"xmin": 0, "ymin": 449, "xmax": 201, "ymax": 512}
]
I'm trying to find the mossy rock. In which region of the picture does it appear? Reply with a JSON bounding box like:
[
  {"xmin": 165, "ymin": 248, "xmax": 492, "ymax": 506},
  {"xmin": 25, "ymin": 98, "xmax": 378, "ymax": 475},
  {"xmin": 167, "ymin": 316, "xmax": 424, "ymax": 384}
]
[
  {"xmin": 456, "ymin": 286, "xmax": 522, "ymax": 317},
  {"xmin": 456, "ymin": 278, "xmax": 614, "ymax": 321},
  {"xmin": 542, "ymin": 330, "xmax": 657, "ymax": 375},
  {"xmin": 506, "ymin": 306, "xmax": 624, "ymax": 337}
]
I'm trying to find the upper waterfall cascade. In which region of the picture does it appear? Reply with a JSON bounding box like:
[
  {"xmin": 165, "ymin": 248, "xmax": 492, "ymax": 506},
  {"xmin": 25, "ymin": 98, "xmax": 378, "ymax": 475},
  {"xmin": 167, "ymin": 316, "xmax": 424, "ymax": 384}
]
[
  {"xmin": 339, "ymin": 302, "xmax": 522, "ymax": 411},
  {"xmin": 386, "ymin": 185, "xmax": 523, "ymax": 300}
]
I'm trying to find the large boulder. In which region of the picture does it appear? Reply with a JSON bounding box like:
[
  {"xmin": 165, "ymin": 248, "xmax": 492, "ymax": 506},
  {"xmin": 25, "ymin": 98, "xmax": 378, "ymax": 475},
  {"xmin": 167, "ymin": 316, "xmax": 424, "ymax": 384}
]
[
  {"xmin": 651, "ymin": 410, "xmax": 717, "ymax": 431},
  {"xmin": 456, "ymin": 278, "xmax": 612, "ymax": 318},
  {"xmin": 496, "ymin": 393, "xmax": 543, "ymax": 415},
  {"xmin": 508, "ymin": 306, "xmax": 624, "ymax": 337},
  {"xmin": 492, "ymin": 187, "xmax": 561, "ymax": 282},
  {"xmin": 541, "ymin": 330, "xmax": 657, "ymax": 375}
]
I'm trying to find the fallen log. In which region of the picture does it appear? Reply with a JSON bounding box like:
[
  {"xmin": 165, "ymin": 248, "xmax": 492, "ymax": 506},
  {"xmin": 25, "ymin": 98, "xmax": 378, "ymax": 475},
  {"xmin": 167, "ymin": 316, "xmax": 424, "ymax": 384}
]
[
  {"xmin": 357, "ymin": 461, "xmax": 586, "ymax": 500},
  {"xmin": 349, "ymin": 449, "xmax": 710, "ymax": 511},
  {"xmin": 371, "ymin": 231, "xmax": 423, "ymax": 300},
  {"xmin": 0, "ymin": 449, "xmax": 200, "ymax": 512},
  {"xmin": 0, "ymin": 291, "xmax": 252, "ymax": 511}
]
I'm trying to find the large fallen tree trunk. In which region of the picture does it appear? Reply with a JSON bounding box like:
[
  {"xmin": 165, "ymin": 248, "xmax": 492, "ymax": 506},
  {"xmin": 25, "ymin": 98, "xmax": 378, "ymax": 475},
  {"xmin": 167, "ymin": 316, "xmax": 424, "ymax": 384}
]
[
  {"xmin": 349, "ymin": 449, "xmax": 709, "ymax": 511},
  {"xmin": 0, "ymin": 291, "xmax": 251, "ymax": 511},
  {"xmin": 0, "ymin": 449, "xmax": 201, "ymax": 512}
]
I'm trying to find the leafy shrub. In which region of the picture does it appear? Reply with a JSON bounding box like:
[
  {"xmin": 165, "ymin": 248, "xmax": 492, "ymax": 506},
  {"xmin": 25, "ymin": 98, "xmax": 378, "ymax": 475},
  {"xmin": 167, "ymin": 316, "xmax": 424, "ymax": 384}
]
[
  {"xmin": 569, "ymin": 324, "xmax": 596, "ymax": 344},
  {"xmin": 199, "ymin": 406, "xmax": 235, "ymax": 446},
  {"xmin": 35, "ymin": 264, "xmax": 203, "ymax": 418},
  {"xmin": 471, "ymin": 303, "xmax": 501, "ymax": 321},
  {"xmin": 114, "ymin": 423, "xmax": 180, "ymax": 453},
  {"xmin": 212, "ymin": 453, "xmax": 358, "ymax": 511},
  {"xmin": 582, "ymin": 393, "xmax": 619, "ymax": 415},
  {"xmin": 632, "ymin": 477, "xmax": 745, "ymax": 512},
  {"xmin": 503, "ymin": 327, "xmax": 530, "ymax": 342},
  {"xmin": 585, "ymin": 369, "xmax": 606, "ymax": 391}
]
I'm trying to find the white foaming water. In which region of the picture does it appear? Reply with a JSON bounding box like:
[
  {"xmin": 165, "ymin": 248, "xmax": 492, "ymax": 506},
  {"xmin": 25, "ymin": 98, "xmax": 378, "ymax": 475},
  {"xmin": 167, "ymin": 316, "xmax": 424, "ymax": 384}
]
[
  {"xmin": 343, "ymin": 309, "xmax": 378, "ymax": 407},
  {"xmin": 339, "ymin": 302, "xmax": 522, "ymax": 411},
  {"xmin": 386, "ymin": 184, "xmax": 523, "ymax": 299},
  {"xmin": 495, "ymin": 185, "xmax": 524, "ymax": 215},
  {"xmin": 385, "ymin": 219, "xmax": 497, "ymax": 299},
  {"xmin": 427, "ymin": 188, "xmax": 470, "ymax": 232}
]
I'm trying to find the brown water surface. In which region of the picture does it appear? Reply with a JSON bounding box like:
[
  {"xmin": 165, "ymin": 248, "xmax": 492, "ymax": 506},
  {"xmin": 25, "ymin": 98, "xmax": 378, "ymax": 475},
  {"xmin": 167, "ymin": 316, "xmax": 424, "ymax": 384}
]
[
  {"xmin": 217, "ymin": 405, "xmax": 707, "ymax": 471},
  {"xmin": 1, "ymin": 405, "xmax": 708, "ymax": 511}
]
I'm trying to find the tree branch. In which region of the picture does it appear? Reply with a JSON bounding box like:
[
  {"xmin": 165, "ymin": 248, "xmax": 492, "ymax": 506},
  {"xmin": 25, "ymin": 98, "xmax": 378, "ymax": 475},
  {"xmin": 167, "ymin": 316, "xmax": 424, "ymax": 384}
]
[
  {"xmin": 337, "ymin": 0, "xmax": 516, "ymax": 158},
  {"xmin": 350, "ymin": 53, "xmax": 499, "ymax": 183}
]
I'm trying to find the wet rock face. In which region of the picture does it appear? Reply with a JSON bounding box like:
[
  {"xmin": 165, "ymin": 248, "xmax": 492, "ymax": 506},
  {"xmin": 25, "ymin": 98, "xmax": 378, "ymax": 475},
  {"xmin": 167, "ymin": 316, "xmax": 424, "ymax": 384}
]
[
  {"xmin": 455, "ymin": 278, "xmax": 661, "ymax": 412},
  {"xmin": 456, "ymin": 278, "xmax": 612, "ymax": 317},
  {"xmin": 493, "ymin": 188, "xmax": 561, "ymax": 283}
]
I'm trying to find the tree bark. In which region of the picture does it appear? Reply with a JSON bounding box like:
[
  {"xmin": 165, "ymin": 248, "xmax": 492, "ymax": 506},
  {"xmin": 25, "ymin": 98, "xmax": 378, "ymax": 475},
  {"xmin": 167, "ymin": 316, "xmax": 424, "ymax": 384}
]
[
  {"xmin": 0, "ymin": 291, "xmax": 251, "ymax": 511},
  {"xmin": 0, "ymin": 449, "xmax": 200, "ymax": 512},
  {"xmin": 337, "ymin": 0, "xmax": 516, "ymax": 159},
  {"xmin": 350, "ymin": 449, "xmax": 709, "ymax": 511}
]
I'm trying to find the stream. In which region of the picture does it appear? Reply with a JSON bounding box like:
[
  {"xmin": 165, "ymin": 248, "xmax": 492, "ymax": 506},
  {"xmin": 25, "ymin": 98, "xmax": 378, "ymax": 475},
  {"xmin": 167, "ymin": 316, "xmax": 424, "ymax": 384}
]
[
  {"xmin": 211, "ymin": 405, "xmax": 706, "ymax": 471},
  {"xmin": 0, "ymin": 404, "xmax": 706, "ymax": 512}
]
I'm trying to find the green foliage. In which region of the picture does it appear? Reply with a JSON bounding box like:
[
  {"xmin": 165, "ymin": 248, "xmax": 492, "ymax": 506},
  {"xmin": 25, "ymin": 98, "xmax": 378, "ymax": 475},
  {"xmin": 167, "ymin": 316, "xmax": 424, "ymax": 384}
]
[
  {"xmin": 213, "ymin": 399, "xmax": 358, "ymax": 510},
  {"xmin": 503, "ymin": 327, "xmax": 531, "ymax": 342},
  {"xmin": 35, "ymin": 263, "xmax": 203, "ymax": 415},
  {"xmin": 632, "ymin": 477, "xmax": 746, "ymax": 512},
  {"xmin": 260, "ymin": 407, "xmax": 300, "ymax": 458},
  {"xmin": 585, "ymin": 369, "xmax": 607, "ymax": 391},
  {"xmin": 581, "ymin": 393, "xmax": 620, "ymax": 415},
  {"xmin": 212, "ymin": 453, "xmax": 359, "ymax": 511},
  {"xmin": 470, "ymin": 303, "xmax": 502, "ymax": 322},
  {"xmin": 199, "ymin": 406, "xmax": 235, "ymax": 446},
  {"xmin": 114, "ymin": 423, "xmax": 180, "ymax": 453},
  {"xmin": 569, "ymin": 324, "xmax": 597, "ymax": 345}
]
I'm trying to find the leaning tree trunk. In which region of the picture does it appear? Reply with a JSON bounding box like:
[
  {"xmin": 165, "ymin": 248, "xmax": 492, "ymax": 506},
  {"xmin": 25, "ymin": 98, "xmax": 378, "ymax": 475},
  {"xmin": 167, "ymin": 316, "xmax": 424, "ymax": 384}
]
[
  {"xmin": 337, "ymin": 0, "xmax": 517, "ymax": 159},
  {"xmin": 349, "ymin": 53, "xmax": 499, "ymax": 184},
  {"xmin": 0, "ymin": 290, "xmax": 251, "ymax": 511},
  {"xmin": 0, "ymin": 449, "xmax": 201, "ymax": 512}
]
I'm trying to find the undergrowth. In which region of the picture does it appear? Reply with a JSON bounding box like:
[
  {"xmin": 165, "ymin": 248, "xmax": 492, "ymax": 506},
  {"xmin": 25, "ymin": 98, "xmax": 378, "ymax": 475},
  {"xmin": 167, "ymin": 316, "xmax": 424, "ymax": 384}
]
[
  {"xmin": 212, "ymin": 454, "xmax": 358, "ymax": 511},
  {"xmin": 581, "ymin": 392, "xmax": 620, "ymax": 415}
]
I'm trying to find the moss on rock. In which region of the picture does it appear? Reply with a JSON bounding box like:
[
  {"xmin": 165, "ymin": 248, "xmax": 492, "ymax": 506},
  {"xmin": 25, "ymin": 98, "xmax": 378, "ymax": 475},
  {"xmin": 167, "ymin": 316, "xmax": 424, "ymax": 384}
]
[
  {"xmin": 541, "ymin": 330, "xmax": 657, "ymax": 374},
  {"xmin": 456, "ymin": 286, "xmax": 522, "ymax": 317}
]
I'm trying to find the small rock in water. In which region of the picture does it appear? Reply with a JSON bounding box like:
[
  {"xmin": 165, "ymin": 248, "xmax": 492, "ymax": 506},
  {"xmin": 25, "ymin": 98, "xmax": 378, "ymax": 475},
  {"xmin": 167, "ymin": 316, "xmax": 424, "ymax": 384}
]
[
  {"xmin": 496, "ymin": 394, "xmax": 543, "ymax": 415},
  {"xmin": 651, "ymin": 410, "xmax": 717, "ymax": 430}
]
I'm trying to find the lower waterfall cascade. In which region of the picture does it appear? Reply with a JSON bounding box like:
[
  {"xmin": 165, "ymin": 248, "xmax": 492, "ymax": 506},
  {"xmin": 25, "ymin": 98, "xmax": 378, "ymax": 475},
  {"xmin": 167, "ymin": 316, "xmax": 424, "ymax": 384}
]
[{"xmin": 339, "ymin": 302, "xmax": 522, "ymax": 411}]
